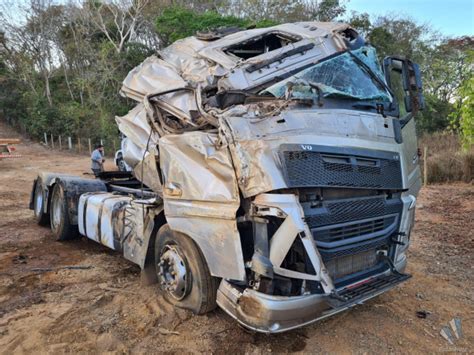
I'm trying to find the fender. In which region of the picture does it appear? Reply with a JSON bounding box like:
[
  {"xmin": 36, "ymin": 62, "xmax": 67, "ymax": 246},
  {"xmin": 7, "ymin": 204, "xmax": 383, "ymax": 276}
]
[{"xmin": 31, "ymin": 172, "xmax": 107, "ymax": 225}]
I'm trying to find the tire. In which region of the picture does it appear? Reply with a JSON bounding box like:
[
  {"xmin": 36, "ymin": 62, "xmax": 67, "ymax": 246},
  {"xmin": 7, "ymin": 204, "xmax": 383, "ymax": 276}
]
[
  {"xmin": 33, "ymin": 178, "xmax": 49, "ymax": 226},
  {"xmin": 155, "ymin": 224, "xmax": 218, "ymax": 314},
  {"xmin": 49, "ymin": 183, "xmax": 78, "ymax": 241},
  {"xmin": 118, "ymin": 158, "xmax": 127, "ymax": 172}
]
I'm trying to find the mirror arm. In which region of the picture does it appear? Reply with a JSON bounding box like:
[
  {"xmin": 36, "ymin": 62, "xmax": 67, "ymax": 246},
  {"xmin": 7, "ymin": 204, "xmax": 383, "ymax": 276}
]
[
  {"xmin": 393, "ymin": 112, "xmax": 413, "ymax": 144},
  {"xmin": 400, "ymin": 112, "xmax": 413, "ymax": 129}
]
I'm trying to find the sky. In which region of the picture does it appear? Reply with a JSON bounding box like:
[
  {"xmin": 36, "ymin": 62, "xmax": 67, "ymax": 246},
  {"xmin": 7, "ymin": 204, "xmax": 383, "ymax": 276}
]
[{"xmin": 345, "ymin": 0, "xmax": 473, "ymax": 37}]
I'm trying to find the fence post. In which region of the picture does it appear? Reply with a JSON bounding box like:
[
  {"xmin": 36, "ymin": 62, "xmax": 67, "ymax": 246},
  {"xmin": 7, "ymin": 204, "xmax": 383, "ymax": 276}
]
[
  {"xmin": 59, "ymin": 136, "xmax": 62, "ymax": 150},
  {"xmin": 100, "ymin": 139, "xmax": 104, "ymax": 155},
  {"xmin": 77, "ymin": 138, "xmax": 81, "ymax": 153},
  {"xmin": 113, "ymin": 139, "xmax": 117, "ymax": 152},
  {"xmin": 423, "ymin": 146, "xmax": 428, "ymax": 187},
  {"xmin": 51, "ymin": 134, "xmax": 54, "ymax": 149},
  {"xmin": 88, "ymin": 138, "xmax": 92, "ymax": 155},
  {"xmin": 68, "ymin": 137, "xmax": 72, "ymax": 150},
  {"xmin": 44, "ymin": 133, "xmax": 48, "ymax": 146}
]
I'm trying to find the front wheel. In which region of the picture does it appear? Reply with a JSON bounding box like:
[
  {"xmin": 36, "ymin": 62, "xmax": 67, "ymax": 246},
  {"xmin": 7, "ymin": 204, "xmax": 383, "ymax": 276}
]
[
  {"xmin": 50, "ymin": 183, "xmax": 77, "ymax": 241},
  {"xmin": 154, "ymin": 224, "xmax": 218, "ymax": 314}
]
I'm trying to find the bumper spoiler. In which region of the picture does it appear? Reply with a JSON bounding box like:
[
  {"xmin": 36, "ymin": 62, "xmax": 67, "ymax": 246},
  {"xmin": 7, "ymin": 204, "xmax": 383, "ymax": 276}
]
[{"xmin": 217, "ymin": 271, "xmax": 411, "ymax": 333}]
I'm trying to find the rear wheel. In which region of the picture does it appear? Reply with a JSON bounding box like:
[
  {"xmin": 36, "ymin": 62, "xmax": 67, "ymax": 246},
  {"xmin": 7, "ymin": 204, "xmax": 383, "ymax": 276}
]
[
  {"xmin": 33, "ymin": 178, "xmax": 49, "ymax": 226},
  {"xmin": 50, "ymin": 183, "xmax": 77, "ymax": 241},
  {"xmin": 155, "ymin": 224, "xmax": 218, "ymax": 314}
]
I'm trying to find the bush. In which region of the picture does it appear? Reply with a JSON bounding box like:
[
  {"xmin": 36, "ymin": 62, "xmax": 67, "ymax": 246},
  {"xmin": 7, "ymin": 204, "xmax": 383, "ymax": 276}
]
[
  {"xmin": 419, "ymin": 133, "xmax": 473, "ymax": 183},
  {"xmin": 155, "ymin": 6, "xmax": 277, "ymax": 46}
]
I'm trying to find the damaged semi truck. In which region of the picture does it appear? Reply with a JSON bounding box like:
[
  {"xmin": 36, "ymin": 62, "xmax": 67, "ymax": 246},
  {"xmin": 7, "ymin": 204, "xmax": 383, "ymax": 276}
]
[{"xmin": 30, "ymin": 22, "xmax": 424, "ymax": 333}]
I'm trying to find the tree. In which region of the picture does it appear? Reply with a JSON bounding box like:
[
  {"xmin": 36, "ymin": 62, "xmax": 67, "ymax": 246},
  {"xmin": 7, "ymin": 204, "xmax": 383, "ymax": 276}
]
[
  {"xmin": 86, "ymin": 0, "xmax": 151, "ymax": 54},
  {"xmin": 348, "ymin": 12, "xmax": 474, "ymax": 134},
  {"xmin": 450, "ymin": 49, "xmax": 474, "ymax": 149}
]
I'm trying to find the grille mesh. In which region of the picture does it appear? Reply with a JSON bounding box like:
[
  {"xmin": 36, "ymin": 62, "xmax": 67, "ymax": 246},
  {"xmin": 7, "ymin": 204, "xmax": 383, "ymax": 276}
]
[
  {"xmin": 325, "ymin": 249, "xmax": 378, "ymax": 280},
  {"xmin": 305, "ymin": 196, "xmax": 402, "ymax": 228},
  {"xmin": 318, "ymin": 238, "xmax": 388, "ymax": 260},
  {"xmin": 283, "ymin": 151, "xmax": 402, "ymax": 189}
]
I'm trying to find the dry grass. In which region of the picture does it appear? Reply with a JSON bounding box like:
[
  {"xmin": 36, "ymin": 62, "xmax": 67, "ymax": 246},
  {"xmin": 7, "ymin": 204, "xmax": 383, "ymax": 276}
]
[{"xmin": 419, "ymin": 133, "xmax": 474, "ymax": 184}]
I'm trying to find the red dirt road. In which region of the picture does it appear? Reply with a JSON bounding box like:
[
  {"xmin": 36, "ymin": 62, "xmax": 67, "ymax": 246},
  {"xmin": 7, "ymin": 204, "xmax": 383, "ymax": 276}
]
[{"xmin": 0, "ymin": 120, "xmax": 473, "ymax": 353}]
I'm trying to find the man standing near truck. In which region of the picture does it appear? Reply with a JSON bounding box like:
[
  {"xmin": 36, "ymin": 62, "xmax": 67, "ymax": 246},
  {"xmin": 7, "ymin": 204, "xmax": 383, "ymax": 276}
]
[{"xmin": 91, "ymin": 144, "xmax": 105, "ymax": 176}]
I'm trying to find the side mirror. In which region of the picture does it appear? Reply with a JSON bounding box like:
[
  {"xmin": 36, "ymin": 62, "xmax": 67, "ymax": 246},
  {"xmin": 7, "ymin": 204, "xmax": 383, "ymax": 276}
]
[{"xmin": 383, "ymin": 56, "xmax": 425, "ymax": 114}]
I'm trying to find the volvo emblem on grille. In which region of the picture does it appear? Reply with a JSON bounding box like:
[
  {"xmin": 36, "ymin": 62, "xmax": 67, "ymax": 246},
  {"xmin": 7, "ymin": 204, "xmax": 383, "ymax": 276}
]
[{"xmin": 301, "ymin": 144, "xmax": 313, "ymax": 151}]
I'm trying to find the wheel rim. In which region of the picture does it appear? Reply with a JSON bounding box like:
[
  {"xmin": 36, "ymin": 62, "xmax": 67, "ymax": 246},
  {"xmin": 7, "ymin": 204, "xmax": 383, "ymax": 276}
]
[
  {"xmin": 51, "ymin": 189, "xmax": 62, "ymax": 231},
  {"xmin": 158, "ymin": 245, "xmax": 190, "ymax": 300},
  {"xmin": 34, "ymin": 184, "xmax": 43, "ymax": 217}
]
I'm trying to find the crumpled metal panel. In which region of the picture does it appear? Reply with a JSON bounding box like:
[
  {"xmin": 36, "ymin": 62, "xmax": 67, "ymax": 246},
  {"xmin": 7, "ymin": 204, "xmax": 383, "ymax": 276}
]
[
  {"xmin": 166, "ymin": 215, "xmax": 245, "ymax": 281},
  {"xmin": 115, "ymin": 103, "xmax": 159, "ymax": 169},
  {"xmin": 78, "ymin": 192, "xmax": 132, "ymax": 250},
  {"xmin": 160, "ymin": 36, "xmax": 226, "ymax": 86},
  {"xmin": 197, "ymin": 22, "xmax": 349, "ymax": 69},
  {"xmin": 252, "ymin": 194, "xmax": 334, "ymax": 293},
  {"xmin": 121, "ymin": 56, "xmax": 187, "ymax": 101},
  {"xmin": 218, "ymin": 38, "xmax": 336, "ymax": 92},
  {"xmin": 222, "ymin": 108, "xmax": 402, "ymax": 197},
  {"xmin": 159, "ymin": 132, "xmax": 239, "ymax": 204},
  {"xmin": 115, "ymin": 104, "xmax": 158, "ymax": 149},
  {"xmin": 159, "ymin": 132, "xmax": 245, "ymax": 280},
  {"xmin": 121, "ymin": 137, "xmax": 144, "ymax": 168},
  {"xmin": 133, "ymin": 149, "xmax": 163, "ymax": 194},
  {"xmin": 123, "ymin": 199, "xmax": 163, "ymax": 269}
]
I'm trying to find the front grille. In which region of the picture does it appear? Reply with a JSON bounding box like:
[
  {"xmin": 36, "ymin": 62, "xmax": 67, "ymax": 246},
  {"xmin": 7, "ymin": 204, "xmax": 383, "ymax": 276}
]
[
  {"xmin": 279, "ymin": 145, "xmax": 404, "ymax": 283},
  {"xmin": 301, "ymin": 196, "xmax": 402, "ymax": 282},
  {"xmin": 318, "ymin": 237, "xmax": 388, "ymax": 260},
  {"xmin": 312, "ymin": 215, "xmax": 398, "ymax": 245},
  {"xmin": 282, "ymin": 150, "xmax": 402, "ymax": 190},
  {"xmin": 305, "ymin": 196, "xmax": 403, "ymax": 228},
  {"xmin": 328, "ymin": 217, "xmax": 387, "ymax": 241},
  {"xmin": 325, "ymin": 249, "xmax": 378, "ymax": 280}
]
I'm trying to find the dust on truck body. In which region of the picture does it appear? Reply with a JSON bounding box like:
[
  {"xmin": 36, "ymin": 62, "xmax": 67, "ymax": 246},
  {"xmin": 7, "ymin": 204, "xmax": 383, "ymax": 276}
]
[{"xmin": 30, "ymin": 22, "xmax": 424, "ymax": 333}]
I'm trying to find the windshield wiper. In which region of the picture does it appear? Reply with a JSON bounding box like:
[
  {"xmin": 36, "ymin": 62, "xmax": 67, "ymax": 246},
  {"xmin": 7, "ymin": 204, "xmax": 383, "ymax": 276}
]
[{"xmin": 352, "ymin": 102, "xmax": 387, "ymax": 117}]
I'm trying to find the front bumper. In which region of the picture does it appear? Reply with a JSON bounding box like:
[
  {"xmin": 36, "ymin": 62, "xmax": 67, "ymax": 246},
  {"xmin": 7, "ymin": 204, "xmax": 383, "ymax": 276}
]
[{"xmin": 217, "ymin": 260, "xmax": 410, "ymax": 333}]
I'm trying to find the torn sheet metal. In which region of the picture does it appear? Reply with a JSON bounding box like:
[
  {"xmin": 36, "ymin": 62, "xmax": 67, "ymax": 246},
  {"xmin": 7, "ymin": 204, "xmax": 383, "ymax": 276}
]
[
  {"xmin": 115, "ymin": 104, "xmax": 158, "ymax": 149},
  {"xmin": 160, "ymin": 36, "xmax": 226, "ymax": 86},
  {"xmin": 123, "ymin": 199, "xmax": 163, "ymax": 268},
  {"xmin": 118, "ymin": 21, "xmax": 359, "ymax": 141},
  {"xmin": 253, "ymin": 194, "xmax": 334, "ymax": 293}
]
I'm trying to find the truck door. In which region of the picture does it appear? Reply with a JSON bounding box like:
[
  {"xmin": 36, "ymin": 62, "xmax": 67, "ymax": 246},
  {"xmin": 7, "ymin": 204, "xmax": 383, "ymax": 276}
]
[{"xmin": 383, "ymin": 57, "xmax": 424, "ymax": 194}]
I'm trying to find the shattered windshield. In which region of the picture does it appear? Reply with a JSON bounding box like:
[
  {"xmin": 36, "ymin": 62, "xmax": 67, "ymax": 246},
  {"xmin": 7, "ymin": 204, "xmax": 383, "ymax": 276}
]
[{"xmin": 262, "ymin": 46, "xmax": 392, "ymax": 103}]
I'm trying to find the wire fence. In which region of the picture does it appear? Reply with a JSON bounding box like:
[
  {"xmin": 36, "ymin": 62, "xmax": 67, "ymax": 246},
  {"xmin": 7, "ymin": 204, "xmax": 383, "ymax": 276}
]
[{"xmin": 42, "ymin": 133, "xmax": 118, "ymax": 158}]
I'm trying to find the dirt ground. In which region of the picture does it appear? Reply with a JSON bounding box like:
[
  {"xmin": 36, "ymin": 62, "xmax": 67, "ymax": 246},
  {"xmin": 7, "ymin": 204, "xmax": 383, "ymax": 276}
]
[{"xmin": 0, "ymin": 120, "xmax": 473, "ymax": 354}]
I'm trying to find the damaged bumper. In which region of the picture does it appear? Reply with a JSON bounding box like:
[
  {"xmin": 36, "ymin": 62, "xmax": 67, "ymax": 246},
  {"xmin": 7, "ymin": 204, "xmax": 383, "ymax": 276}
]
[{"xmin": 217, "ymin": 265, "xmax": 410, "ymax": 333}]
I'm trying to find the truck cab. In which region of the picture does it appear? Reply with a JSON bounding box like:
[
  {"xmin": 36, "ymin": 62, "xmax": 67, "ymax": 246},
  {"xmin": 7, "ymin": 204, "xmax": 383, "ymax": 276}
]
[{"xmin": 30, "ymin": 22, "xmax": 424, "ymax": 333}]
